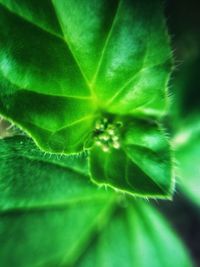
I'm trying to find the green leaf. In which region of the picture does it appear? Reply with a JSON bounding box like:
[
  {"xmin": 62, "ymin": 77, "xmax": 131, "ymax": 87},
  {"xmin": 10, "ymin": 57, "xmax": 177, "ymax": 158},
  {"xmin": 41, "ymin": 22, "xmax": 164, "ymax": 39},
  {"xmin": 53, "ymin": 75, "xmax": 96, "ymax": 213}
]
[
  {"xmin": 0, "ymin": 1, "xmax": 173, "ymax": 198},
  {"xmin": 0, "ymin": 0, "xmax": 171, "ymax": 154},
  {"xmin": 0, "ymin": 205, "xmax": 193, "ymax": 267},
  {"xmin": 90, "ymin": 118, "xmax": 174, "ymax": 198},
  {"xmin": 173, "ymin": 116, "xmax": 200, "ymax": 206},
  {"xmin": 0, "ymin": 1, "xmax": 96, "ymax": 154},
  {"xmin": 0, "ymin": 137, "xmax": 192, "ymax": 267},
  {"xmin": 0, "ymin": 202, "xmax": 193, "ymax": 267},
  {"xmin": 0, "ymin": 136, "xmax": 113, "ymax": 210},
  {"xmin": 78, "ymin": 201, "xmax": 193, "ymax": 267}
]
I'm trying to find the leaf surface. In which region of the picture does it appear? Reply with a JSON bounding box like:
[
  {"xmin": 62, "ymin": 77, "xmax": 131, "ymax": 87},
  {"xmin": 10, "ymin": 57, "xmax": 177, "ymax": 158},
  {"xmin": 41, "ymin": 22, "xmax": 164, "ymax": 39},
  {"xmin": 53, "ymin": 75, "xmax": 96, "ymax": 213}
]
[
  {"xmin": 90, "ymin": 119, "xmax": 174, "ymax": 198},
  {"xmin": 0, "ymin": 136, "xmax": 193, "ymax": 267},
  {"xmin": 0, "ymin": 136, "xmax": 113, "ymax": 210},
  {"xmin": 0, "ymin": 0, "xmax": 171, "ymax": 153},
  {"xmin": 77, "ymin": 201, "xmax": 193, "ymax": 267},
  {"xmin": 0, "ymin": 202, "xmax": 193, "ymax": 267}
]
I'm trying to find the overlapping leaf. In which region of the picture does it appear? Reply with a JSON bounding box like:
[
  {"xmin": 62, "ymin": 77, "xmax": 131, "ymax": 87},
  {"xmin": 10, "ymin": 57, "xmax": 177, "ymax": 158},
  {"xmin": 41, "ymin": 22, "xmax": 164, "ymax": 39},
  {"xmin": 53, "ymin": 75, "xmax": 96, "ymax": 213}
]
[
  {"xmin": 0, "ymin": 136, "xmax": 112, "ymax": 210},
  {"xmin": 90, "ymin": 118, "xmax": 174, "ymax": 198},
  {"xmin": 0, "ymin": 137, "xmax": 193, "ymax": 267}
]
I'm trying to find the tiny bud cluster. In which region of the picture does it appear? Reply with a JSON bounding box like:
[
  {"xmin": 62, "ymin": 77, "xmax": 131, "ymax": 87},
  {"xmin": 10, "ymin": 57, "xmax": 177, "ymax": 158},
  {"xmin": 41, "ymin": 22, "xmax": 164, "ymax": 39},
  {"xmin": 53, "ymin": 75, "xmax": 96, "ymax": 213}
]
[{"xmin": 94, "ymin": 118, "xmax": 122, "ymax": 152}]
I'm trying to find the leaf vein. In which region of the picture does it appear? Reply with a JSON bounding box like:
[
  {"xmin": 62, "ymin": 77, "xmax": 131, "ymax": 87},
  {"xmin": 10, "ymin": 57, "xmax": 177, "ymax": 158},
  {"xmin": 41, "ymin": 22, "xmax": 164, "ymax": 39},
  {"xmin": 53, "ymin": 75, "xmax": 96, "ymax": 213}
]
[
  {"xmin": 50, "ymin": 0, "xmax": 93, "ymax": 96},
  {"xmin": 91, "ymin": 0, "xmax": 122, "ymax": 85}
]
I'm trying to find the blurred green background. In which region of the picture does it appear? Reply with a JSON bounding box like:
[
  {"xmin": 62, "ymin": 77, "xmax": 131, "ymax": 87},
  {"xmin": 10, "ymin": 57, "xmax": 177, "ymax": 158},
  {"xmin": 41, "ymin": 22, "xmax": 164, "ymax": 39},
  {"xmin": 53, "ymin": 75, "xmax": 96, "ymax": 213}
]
[{"xmin": 158, "ymin": 0, "xmax": 200, "ymax": 265}]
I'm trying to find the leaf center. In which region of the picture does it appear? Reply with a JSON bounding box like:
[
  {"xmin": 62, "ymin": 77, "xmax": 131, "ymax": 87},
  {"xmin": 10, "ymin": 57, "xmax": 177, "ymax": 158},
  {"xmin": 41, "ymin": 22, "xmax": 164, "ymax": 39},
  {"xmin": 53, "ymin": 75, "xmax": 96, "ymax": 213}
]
[{"xmin": 93, "ymin": 117, "xmax": 122, "ymax": 152}]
